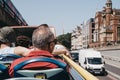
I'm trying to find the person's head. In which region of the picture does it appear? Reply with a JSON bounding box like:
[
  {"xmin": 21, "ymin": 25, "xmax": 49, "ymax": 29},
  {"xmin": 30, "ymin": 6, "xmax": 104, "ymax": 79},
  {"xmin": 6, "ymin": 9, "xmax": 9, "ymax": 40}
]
[
  {"xmin": 32, "ymin": 25, "xmax": 56, "ymax": 53},
  {"xmin": 16, "ymin": 35, "xmax": 31, "ymax": 48},
  {"xmin": 38, "ymin": 24, "xmax": 56, "ymax": 38},
  {"xmin": 0, "ymin": 26, "xmax": 16, "ymax": 46},
  {"xmin": 38, "ymin": 24, "xmax": 49, "ymax": 28}
]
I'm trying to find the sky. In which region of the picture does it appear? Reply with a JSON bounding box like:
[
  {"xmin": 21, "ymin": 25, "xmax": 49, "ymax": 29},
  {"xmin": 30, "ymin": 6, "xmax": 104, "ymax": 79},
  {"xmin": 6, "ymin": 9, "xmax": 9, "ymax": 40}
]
[{"xmin": 11, "ymin": 0, "xmax": 120, "ymax": 36}]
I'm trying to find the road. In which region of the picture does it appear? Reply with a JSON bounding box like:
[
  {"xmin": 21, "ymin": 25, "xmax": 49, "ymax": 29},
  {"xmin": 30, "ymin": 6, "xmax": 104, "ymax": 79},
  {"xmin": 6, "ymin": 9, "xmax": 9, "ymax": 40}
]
[
  {"xmin": 71, "ymin": 49, "xmax": 120, "ymax": 80},
  {"xmin": 96, "ymin": 64, "xmax": 120, "ymax": 80},
  {"xmin": 96, "ymin": 50, "xmax": 120, "ymax": 80}
]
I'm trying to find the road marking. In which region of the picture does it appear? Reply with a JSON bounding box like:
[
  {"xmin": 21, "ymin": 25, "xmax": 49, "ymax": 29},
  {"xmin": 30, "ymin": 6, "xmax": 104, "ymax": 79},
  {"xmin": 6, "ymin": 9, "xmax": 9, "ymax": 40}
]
[{"xmin": 106, "ymin": 69, "xmax": 120, "ymax": 80}]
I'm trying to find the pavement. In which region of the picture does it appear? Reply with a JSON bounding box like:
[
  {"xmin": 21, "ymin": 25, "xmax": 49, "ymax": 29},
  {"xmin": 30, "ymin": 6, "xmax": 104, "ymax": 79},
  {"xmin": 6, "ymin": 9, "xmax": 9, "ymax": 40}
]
[
  {"xmin": 96, "ymin": 46, "xmax": 120, "ymax": 79},
  {"xmin": 95, "ymin": 45, "xmax": 120, "ymax": 51}
]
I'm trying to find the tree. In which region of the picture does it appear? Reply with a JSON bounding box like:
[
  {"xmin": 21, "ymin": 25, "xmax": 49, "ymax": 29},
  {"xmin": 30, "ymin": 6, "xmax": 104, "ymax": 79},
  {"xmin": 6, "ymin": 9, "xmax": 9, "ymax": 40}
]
[{"xmin": 56, "ymin": 33, "xmax": 71, "ymax": 50}]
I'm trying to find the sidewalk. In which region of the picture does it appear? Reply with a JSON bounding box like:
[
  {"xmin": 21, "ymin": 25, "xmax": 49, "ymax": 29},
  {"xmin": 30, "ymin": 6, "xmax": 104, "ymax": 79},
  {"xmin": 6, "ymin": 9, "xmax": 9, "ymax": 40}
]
[{"xmin": 95, "ymin": 45, "xmax": 120, "ymax": 51}]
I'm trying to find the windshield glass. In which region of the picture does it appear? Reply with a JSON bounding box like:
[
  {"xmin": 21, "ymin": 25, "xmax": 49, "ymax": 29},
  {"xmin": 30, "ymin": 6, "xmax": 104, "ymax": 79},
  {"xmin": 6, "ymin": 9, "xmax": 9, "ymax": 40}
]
[
  {"xmin": 70, "ymin": 52, "xmax": 78, "ymax": 61},
  {"xmin": 71, "ymin": 53, "xmax": 78, "ymax": 57},
  {"xmin": 87, "ymin": 58, "xmax": 102, "ymax": 64}
]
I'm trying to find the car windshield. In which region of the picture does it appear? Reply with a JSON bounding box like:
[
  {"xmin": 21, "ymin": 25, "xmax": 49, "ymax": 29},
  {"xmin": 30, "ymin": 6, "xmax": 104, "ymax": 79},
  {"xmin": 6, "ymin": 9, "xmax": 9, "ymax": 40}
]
[
  {"xmin": 87, "ymin": 58, "xmax": 102, "ymax": 64},
  {"xmin": 71, "ymin": 53, "xmax": 78, "ymax": 58},
  {"xmin": 70, "ymin": 52, "xmax": 78, "ymax": 61}
]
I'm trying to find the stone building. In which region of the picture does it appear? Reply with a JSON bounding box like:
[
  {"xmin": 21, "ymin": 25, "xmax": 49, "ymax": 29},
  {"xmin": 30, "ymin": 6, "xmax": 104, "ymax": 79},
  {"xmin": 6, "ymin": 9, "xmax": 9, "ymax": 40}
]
[
  {"xmin": 71, "ymin": 25, "xmax": 82, "ymax": 50},
  {"xmin": 71, "ymin": 0, "xmax": 120, "ymax": 49},
  {"xmin": 85, "ymin": 18, "xmax": 95, "ymax": 48},
  {"xmin": 92, "ymin": 0, "xmax": 120, "ymax": 47}
]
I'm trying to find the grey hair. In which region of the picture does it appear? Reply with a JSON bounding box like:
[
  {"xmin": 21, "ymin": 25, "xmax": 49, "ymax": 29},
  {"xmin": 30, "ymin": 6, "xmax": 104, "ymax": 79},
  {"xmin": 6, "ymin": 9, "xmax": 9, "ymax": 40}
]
[
  {"xmin": 32, "ymin": 27, "xmax": 54, "ymax": 49},
  {"xmin": 0, "ymin": 26, "xmax": 16, "ymax": 43}
]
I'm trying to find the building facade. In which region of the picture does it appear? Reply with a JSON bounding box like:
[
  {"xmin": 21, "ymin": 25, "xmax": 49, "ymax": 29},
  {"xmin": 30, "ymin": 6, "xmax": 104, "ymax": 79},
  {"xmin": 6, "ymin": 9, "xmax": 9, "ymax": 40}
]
[
  {"xmin": 92, "ymin": 0, "xmax": 120, "ymax": 47},
  {"xmin": 71, "ymin": 25, "xmax": 82, "ymax": 50},
  {"xmin": 71, "ymin": 0, "xmax": 120, "ymax": 50}
]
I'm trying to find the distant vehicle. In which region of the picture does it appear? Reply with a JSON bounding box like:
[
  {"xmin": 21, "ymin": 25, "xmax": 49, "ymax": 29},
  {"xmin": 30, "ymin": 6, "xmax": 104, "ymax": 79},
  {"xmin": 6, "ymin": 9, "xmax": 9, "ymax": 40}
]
[
  {"xmin": 70, "ymin": 50, "xmax": 79, "ymax": 62},
  {"xmin": 78, "ymin": 49, "xmax": 106, "ymax": 75},
  {"xmin": 11, "ymin": 26, "xmax": 56, "ymax": 39}
]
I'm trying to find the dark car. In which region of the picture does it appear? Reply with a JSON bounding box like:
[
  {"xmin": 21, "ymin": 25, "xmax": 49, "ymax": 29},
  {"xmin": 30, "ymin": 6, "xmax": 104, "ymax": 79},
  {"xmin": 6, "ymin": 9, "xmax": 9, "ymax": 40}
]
[{"xmin": 70, "ymin": 50, "xmax": 79, "ymax": 62}]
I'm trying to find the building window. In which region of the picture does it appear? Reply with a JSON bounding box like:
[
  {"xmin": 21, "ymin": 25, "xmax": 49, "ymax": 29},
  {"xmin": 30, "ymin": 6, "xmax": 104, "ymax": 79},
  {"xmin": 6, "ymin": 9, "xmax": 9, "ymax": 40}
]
[{"xmin": 117, "ymin": 27, "xmax": 120, "ymax": 43}]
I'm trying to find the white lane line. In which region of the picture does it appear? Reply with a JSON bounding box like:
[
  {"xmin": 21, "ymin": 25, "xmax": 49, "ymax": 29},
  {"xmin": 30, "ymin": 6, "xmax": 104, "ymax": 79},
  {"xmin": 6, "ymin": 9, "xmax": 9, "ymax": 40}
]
[{"xmin": 106, "ymin": 69, "xmax": 120, "ymax": 80}]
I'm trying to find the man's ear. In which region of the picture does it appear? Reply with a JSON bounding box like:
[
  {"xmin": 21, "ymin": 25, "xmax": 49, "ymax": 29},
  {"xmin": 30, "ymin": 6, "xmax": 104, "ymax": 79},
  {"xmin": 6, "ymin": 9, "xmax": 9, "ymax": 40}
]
[
  {"xmin": 49, "ymin": 42, "xmax": 55, "ymax": 48},
  {"xmin": 48, "ymin": 42, "xmax": 55, "ymax": 53}
]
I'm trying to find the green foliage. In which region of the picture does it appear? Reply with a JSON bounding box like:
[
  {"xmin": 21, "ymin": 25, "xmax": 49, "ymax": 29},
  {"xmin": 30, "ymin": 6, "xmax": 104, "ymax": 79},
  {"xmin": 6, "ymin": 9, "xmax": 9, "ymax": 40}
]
[{"xmin": 56, "ymin": 33, "xmax": 71, "ymax": 50}]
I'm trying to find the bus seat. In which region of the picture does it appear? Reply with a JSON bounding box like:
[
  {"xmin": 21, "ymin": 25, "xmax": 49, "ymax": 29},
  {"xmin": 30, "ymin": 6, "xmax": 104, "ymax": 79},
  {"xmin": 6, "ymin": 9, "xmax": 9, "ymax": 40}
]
[
  {"xmin": 0, "ymin": 54, "xmax": 21, "ymax": 79},
  {"xmin": 0, "ymin": 63, "xmax": 9, "ymax": 79},
  {"xmin": 0, "ymin": 53, "xmax": 21, "ymax": 61},
  {"xmin": 5, "ymin": 77, "xmax": 48, "ymax": 80},
  {"xmin": 0, "ymin": 53, "xmax": 22, "ymax": 67},
  {"xmin": 13, "ymin": 57, "xmax": 70, "ymax": 80},
  {"xmin": 16, "ymin": 68, "xmax": 64, "ymax": 78}
]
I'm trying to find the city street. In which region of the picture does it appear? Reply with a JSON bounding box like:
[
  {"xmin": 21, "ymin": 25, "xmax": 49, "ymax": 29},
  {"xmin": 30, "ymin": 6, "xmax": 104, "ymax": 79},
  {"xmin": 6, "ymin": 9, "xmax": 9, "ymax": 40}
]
[{"xmin": 96, "ymin": 50, "xmax": 120, "ymax": 80}]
